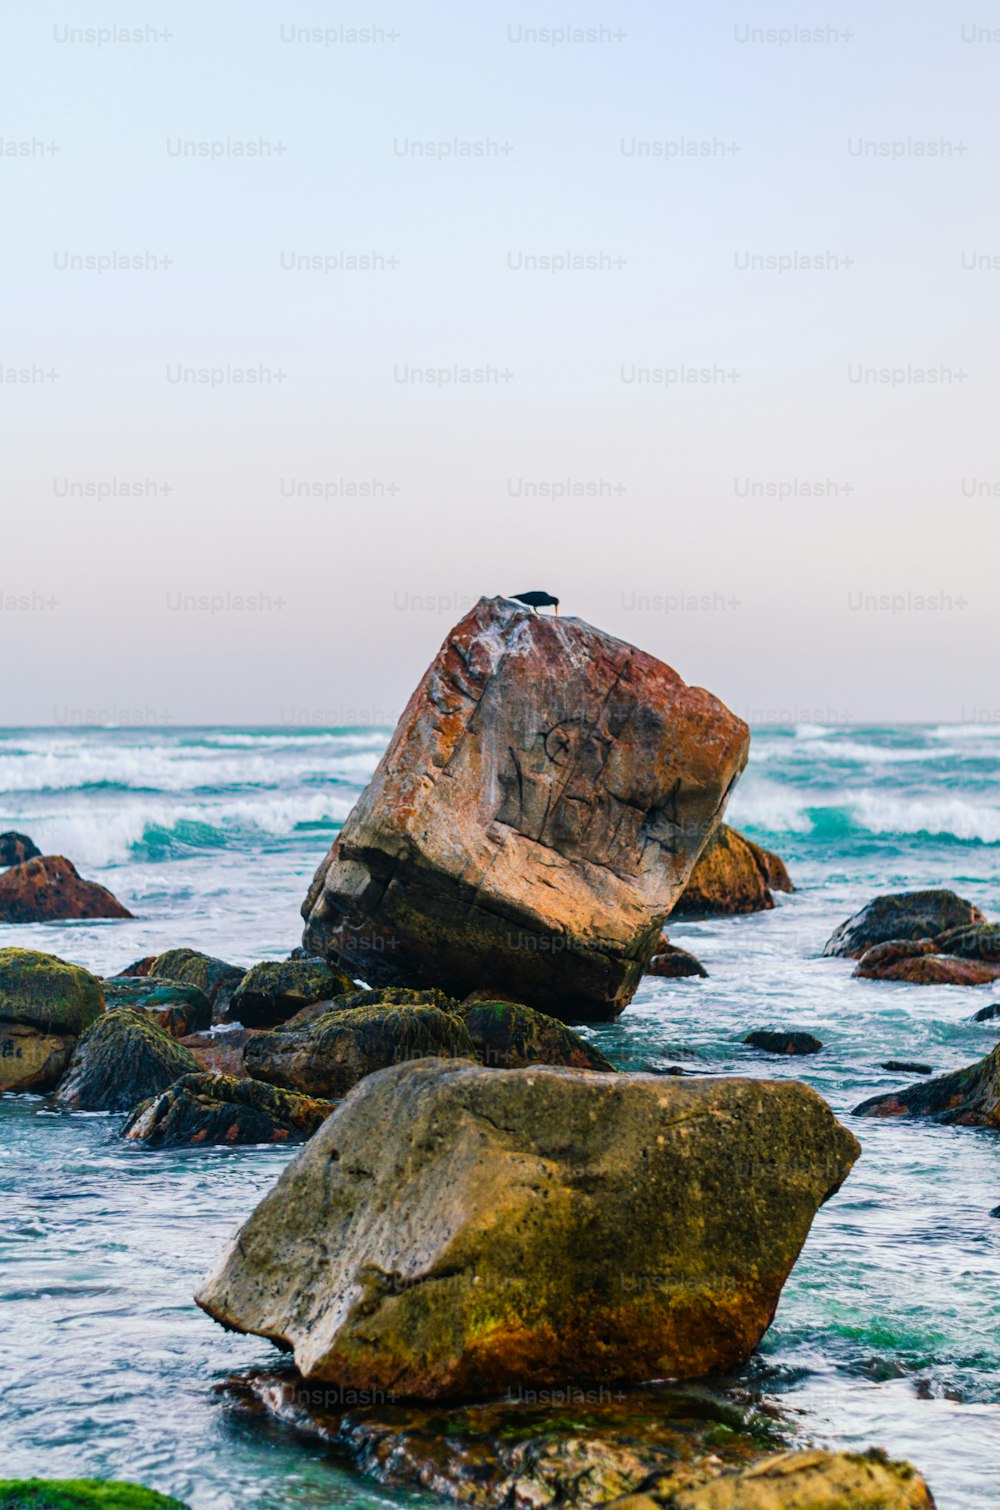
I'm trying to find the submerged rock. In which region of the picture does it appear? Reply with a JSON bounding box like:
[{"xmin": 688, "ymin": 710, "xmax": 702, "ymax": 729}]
[
  {"xmin": 0, "ymin": 855, "xmax": 133, "ymax": 923},
  {"xmin": 228, "ymin": 957, "xmax": 356, "ymax": 1029},
  {"xmin": 197, "ymin": 1059, "xmax": 859, "ymax": 1398},
  {"xmin": 0, "ymin": 1482, "xmax": 188, "ymax": 1510},
  {"xmin": 0, "ymin": 831, "xmax": 41, "ymax": 866},
  {"xmin": 0, "ymin": 949, "xmax": 105, "ymax": 1093},
  {"xmin": 853, "ymin": 939, "xmax": 1000, "ymax": 986},
  {"xmin": 56, "ymin": 1008, "xmax": 201, "ymax": 1112},
  {"xmin": 102, "ymin": 978, "xmax": 212, "ymax": 1037},
  {"xmin": 645, "ymin": 938, "xmax": 708, "ymax": 978},
  {"xmin": 243, "ymin": 1003, "xmax": 474, "ymax": 1098},
  {"xmin": 823, "ymin": 890, "xmax": 984, "ymax": 959},
  {"xmin": 972, "ymin": 1001, "xmax": 1000, "ymax": 1023},
  {"xmin": 457, "ymin": 998, "xmax": 615, "ymax": 1070},
  {"xmin": 672, "ymin": 825, "xmax": 793, "ymax": 918},
  {"xmin": 122, "ymin": 1073, "xmax": 335, "ymax": 1148},
  {"xmin": 301, "ymin": 597, "xmax": 749, "ymax": 1023},
  {"xmin": 149, "ymin": 949, "xmax": 243, "ymax": 1020},
  {"xmin": 881, "ymin": 1061, "xmax": 933, "ymax": 1076},
  {"xmin": 744, "ymin": 1030, "xmax": 822, "ymax": 1056},
  {"xmin": 854, "ymin": 1043, "xmax": 1000, "ymax": 1128}
]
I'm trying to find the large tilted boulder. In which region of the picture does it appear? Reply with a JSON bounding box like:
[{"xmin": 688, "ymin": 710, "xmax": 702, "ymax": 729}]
[
  {"xmin": 0, "ymin": 855, "xmax": 132, "ymax": 923},
  {"xmin": 102, "ymin": 978, "xmax": 213, "ymax": 1037},
  {"xmin": 122, "ymin": 1073, "xmax": 336, "ymax": 1148},
  {"xmin": 197, "ymin": 1059, "xmax": 859, "ymax": 1399},
  {"xmin": 301, "ymin": 597, "xmax": 749, "ymax": 1023},
  {"xmin": 0, "ymin": 831, "xmax": 42, "ymax": 866},
  {"xmin": 243, "ymin": 1002, "xmax": 474, "ymax": 1098},
  {"xmin": 823, "ymin": 890, "xmax": 984, "ymax": 958},
  {"xmin": 228, "ymin": 957, "xmax": 355, "ymax": 1029},
  {"xmin": 0, "ymin": 948, "xmax": 104, "ymax": 1092},
  {"xmin": 671, "ymin": 825, "xmax": 793, "ymax": 918},
  {"xmin": 855, "ymin": 1043, "xmax": 1000, "ymax": 1128},
  {"xmin": 56, "ymin": 1008, "xmax": 200, "ymax": 1111}
]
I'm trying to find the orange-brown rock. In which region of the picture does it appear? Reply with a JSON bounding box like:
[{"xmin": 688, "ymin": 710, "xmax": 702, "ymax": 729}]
[
  {"xmin": 301, "ymin": 598, "xmax": 748, "ymax": 1022},
  {"xmin": 0, "ymin": 856, "xmax": 132, "ymax": 923},
  {"xmin": 197, "ymin": 1059, "xmax": 859, "ymax": 1400},
  {"xmin": 853, "ymin": 939, "xmax": 1000, "ymax": 985},
  {"xmin": 671, "ymin": 826, "xmax": 793, "ymax": 918}
]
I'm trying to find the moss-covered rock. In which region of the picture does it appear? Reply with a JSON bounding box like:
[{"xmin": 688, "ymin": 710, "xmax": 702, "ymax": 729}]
[
  {"xmin": 0, "ymin": 948, "xmax": 104, "ymax": 1035},
  {"xmin": 149, "ymin": 949, "xmax": 243, "ymax": 1019},
  {"xmin": 933, "ymin": 922, "xmax": 1000, "ymax": 961},
  {"xmin": 672, "ymin": 826, "xmax": 793, "ymax": 918},
  {"xmin": 855, "ymin": 1042, "xmax": 1000, "ymax": 1128},
  {"xmin": 0, "ymin": 1481, "xmax": 188, "ymax": 1510},
  {"xmin": 56, "ymin": 1008, "xmax": 201, "ymax": 1111},
  {"xmin": 102, "ymin": 978, "xmax": 212, "ymax": 1037},
  {"xmin": 228, "ymin": 958, "xmax": 356, "ymax": 1029},
  {"xmin": 122, "ymin": 1072, "xmax": 335, "ymax": 1148},
  {"xmin": 458, "ymin": 998, "xmax": 614, "ymax": 1071},
  {"xmin": 0, "ymin": 856, "xmax": 133, "ymax": 922},
  {"xmin": 823, "ymin": 889, "xmax": 984, "ymax": 958},
  {"xmin": 197, "ymin": 1059, "xmax": 859, "ymax": 1398},
  {"xmin": 243, "ymin": 1003, "xmax": 474, "ymax": 1097}
]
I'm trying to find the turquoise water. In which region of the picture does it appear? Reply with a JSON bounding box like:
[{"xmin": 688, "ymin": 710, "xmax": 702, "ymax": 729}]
[{"xmin": 0, "ymin": 723, "xmax": 998, "ymax": 1507}]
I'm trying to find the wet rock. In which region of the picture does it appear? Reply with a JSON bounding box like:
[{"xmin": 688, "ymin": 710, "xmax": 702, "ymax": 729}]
[
  {"xmin": 854, "ymin": 940, "xmax": 1000, "ymax": 985},
  {"xmin": 0, "ymin": 855, "xmax": 133, "ymax": 923},
  {"xmin": 645, "ymin": 938, "xmax": 708, "ymax": 978},
  {"xmin": 122, "ymin": 1072, "xmax": 336, "ymax": 1148},
  {"xmin": 197, "ymin": 1059, "xmax": 859, "ymax": 1398},
  {"xmin": 823, "ymin": 890, "xmax": 984, "ymax": 959},
  {"xmin": 743, "ymin": 1030, "xmax": 822, "ymax": 1056},
  {"xmin": 301, "ymin": 597, "xmax": 749, "ymax": 1023},
  {"xmin": 457, "ymin": 998, "xmax": 615, "ymax": 1070},
  {"xmin": 854, "ymin": 1042, "xmax": 1000, "ymax": 1128},
  {"xmin": 244, "ymin": 1003, "xmax": 475, "ymax": 1098},
  {"xmin": 0, "ymin": 831, "xmax": 41, "ymax": 866},
  {"xmin": 179, "ymin": 1027, "xmax": 252, "ymax": 1076},
  {"xmin": 881, "ymin": 1061, "xmax": 933, "ymax": 1076},
  {"xmin": 102, "ymin": 978, "xmax": 212, "ymax": 1038},
  {"xmin": 113, "ymin": 956, "xmax": 158, "ymax": 978},
  {"xmin": 672, "ymin": 826, "xmax": 793, "ymax": 918},
  {"xmin": 149, "ymin": 948, "xmax": 244, "ymax": 1020},
  {"xmin": 0, "ymin": 1482, "xmax": 189, "ymax": 1510},
  {"xmin": 972, "ymin": 1001, "xmax": 1000, "ymax": 1023},
  {"xmin": 933, "ymin": 922, "xmax": 1000, "ymax": 962},
  {"xmin": 606, "ymin": 1448, "xmax": 934, "ymax": 1509},
  {"xmin": 0, "ymin": 949, "xmax": 104, "ymax": 1093},
  {"xmin": 990, "ymin": 1204, "xmax": 1000, "ymax": 1219},
  {"xmin": 228, "ymin": 958, "xmax": 356, "ymax": 1029},
  {"xmin": 56, "ymin": 1008, "xmax": 201, "ymax": 1112}
]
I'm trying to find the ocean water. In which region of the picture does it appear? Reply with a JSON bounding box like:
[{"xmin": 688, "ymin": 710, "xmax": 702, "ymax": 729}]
[{"xmin": 0, "ymin": 723, "xmax": 998, "ymax": 1508}]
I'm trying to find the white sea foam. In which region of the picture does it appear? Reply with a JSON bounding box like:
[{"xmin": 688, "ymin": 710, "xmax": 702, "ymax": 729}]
[
  {"xmin": 0, "ymin": 742, "xmax": 384, "ymax": 794},
  {"xmin": 846, "ymin": 791, "xmax": 1000, "ymax": 844},
  {"xmin": 726, "ymin": 781, "xmax": 813, "ymax": 833}
]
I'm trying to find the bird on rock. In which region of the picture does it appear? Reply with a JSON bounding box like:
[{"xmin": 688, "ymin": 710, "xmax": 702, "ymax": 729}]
[{"xmin": 511, "ymin": 590, "xmax": 559, "ymax": 616}]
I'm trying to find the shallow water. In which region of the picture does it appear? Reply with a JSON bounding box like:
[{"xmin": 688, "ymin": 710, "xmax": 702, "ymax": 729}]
[{"xmin": 0, "ymin": 724, "xmax": 998, "ymax": 1507}]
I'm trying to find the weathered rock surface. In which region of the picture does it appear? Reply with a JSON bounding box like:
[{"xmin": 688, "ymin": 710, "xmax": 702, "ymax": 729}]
[
  {"xmin": 114, "ymin": 956, "xmax": 158, "ymax": 978},
  {"xmin": 743, "ymin": 1030, "xmax": 822, "ymax": 1056},
  {"xmin": 933, "ymin": 922, "xmax": 1000, "ymax": 961},
  {"xmin": 823, "ymin": 890, "xmax": 984, "ymax": 958},
  {"xmin": 243, "ymin": 1003, "xmax": 474, "ymax": 1098},
  {"xmin": 179, "ymin": 1027, "xmax": 252, "ymax": 1076},
  {"xmin": 102, "ymin": 978, "xmax": 212, "ymax": 1037},
  {"xmin": 149, "ymin": 948, "xmax": 243, "ymax": 1020},
  {"xmin": 607, "ymin": 1448, "xmax": 934, "ymax": 1509},
  {"xmin": 855, "ymin": 1043, "xmax": 1000, "ymax": 1128},
  {"xmin": 0, "ymin": 855, "xmax": 133, "ymax": 923},
  {"xmin": 645, "ymin": 937, "xmax": 708, "ymax": 978},
  {"xmin": 56, "ymin": 1008, "xmax": 201, "ymax": 1112},
  {"xmin": 301, "ymin": 598, "xmax": 749, "ymax": 1023},
  {"xmin": 0, "ymin": 949, "xmax": 104, "ymax": 1092},
  {"xmin": 197, "ymin": 1059, "xmax": 859, "ymax": 1398},
  {"xmin": 228, "ymin": 957, "xmax": 355, "ymax": 1029},
  {"xmin": 854, "ymin": 939, "xmax": 1000, "ymax": 986},
  {"xmin": 457, "ymin": 998, "xmax": 615, "ymax": 1070},
  {"xmin": 0, "ymin": 1482, "xmax": 189, "ymax": 1510},
  {"xmin": 0, "ymin": 831, "xmax": 42, "ymax": 866},
  {"xmin": 122, "ymin": 1072, "xmax": 335, "ymax": 1148},
  {"xmin": 672, "ymin": 826, "xmax": 793, "ymax": 918}
]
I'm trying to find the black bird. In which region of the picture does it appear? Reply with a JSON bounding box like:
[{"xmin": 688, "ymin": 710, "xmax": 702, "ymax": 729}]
[{"xmin": 511, "ymin": 590, "xmax": 559, "ymax": 616}]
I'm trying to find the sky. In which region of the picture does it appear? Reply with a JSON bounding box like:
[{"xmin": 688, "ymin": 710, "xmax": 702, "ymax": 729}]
[{"xmin": 3, "ymin": 0, "xmax": 998, "ymax": 727}]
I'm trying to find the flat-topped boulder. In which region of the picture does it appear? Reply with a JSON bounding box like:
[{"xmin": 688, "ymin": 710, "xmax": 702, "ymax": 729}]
[
  {"xmin": 197, "ymin": 1059, "xmax": 859, "ymax": 1399},
  {"xmin": 0, "ymin": 948, "xmax": 105, "ymax": 1093},
  {"xmin": 823, "ymin": 889, "xmax": 984, "ymax": 959},
  {"xmin": 301, "ymin": 598, "xmax": 748, "ymax": 1022},
  {"xmin": 0, "ymin": 855, "xmax": 132, "ymax": 923},
  {"xmin": 671, "ymin": 825, "xmax": 793, "ymax": 917}
]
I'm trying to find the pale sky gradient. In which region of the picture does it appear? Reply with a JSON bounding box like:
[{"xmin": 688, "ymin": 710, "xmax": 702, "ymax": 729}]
[{"xmin": 3, "ymin": 0, "xmax": 999, "ymax": 726}]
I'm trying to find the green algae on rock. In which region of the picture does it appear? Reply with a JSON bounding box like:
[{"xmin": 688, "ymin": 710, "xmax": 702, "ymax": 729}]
[
  {"xmin": 457, "ymin": 998, "xmax": 615, "ymax": 1070},
  {"xmin": 0, "ymin": 949, "xmax": 105, "ymax": 1093},
  {"xmin": 56, "ymin": 1008, "xmax": 201, "ymax": 1112},
  {"xmin": 122, "ymin": 1072, "xmax": 336, "ymax": 1147},
  {"xmin": 197, "ymin": 1059, "xmax": 859, "ymax": 1399},
  {"xmin": 0, "ymin": 1481, "xmax": 188, "ymax": 1510},
  {"xmin": 102, "ymin": 978, "xmax": 212, "ymax": 1037},
  {"xmin": 228, "ymin": 957, "xmax": 356, "ymax": 1029},
  {"xmin": 148, "ymin": 949, "xmax": 243, "ymax": 1018}
]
